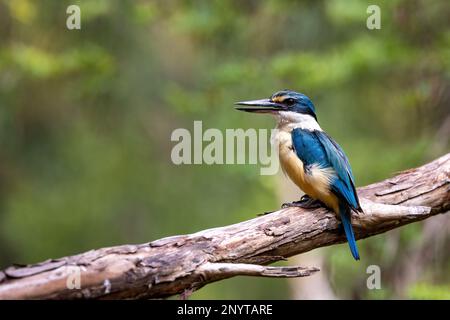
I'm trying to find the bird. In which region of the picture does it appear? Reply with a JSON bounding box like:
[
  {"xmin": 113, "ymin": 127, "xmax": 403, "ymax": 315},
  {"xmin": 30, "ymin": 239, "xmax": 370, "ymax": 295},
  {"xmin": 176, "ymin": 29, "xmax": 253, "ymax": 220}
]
[{"xmin": 235, "ymin": 90, "xmax": 362, "ymax": 260}]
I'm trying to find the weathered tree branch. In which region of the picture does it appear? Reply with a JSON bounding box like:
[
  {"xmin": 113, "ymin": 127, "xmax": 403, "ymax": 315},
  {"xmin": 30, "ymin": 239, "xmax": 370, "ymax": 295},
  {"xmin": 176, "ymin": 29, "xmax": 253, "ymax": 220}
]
[{"xmin": 0, "ymin": 153, "xmax": 448, "ymax": 299}]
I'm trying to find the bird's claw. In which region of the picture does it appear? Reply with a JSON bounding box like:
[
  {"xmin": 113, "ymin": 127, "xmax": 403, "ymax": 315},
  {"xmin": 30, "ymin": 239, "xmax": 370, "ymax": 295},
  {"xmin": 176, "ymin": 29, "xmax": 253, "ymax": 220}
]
[{"xmin": 281, "ymin": 195, "xmax": 323, "ymax": 209}]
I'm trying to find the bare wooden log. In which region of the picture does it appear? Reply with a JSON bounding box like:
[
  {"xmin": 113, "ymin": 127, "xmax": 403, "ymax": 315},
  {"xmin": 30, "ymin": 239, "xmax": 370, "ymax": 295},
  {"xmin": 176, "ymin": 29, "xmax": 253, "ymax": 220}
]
[
  {"xmin": 197, "ymin": 263, "xmax": 320, "ymax": 278},
  {"xmin": 0, "ymin": 153, "xmax": 448, "ymax": 299}
]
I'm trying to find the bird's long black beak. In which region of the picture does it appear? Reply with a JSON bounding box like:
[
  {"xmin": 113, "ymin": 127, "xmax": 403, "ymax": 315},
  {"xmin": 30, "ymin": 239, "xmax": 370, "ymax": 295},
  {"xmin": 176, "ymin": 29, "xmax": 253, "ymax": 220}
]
[{"xmin": 234, "ymin": 99, "xmax": 284, "ymax": 114}]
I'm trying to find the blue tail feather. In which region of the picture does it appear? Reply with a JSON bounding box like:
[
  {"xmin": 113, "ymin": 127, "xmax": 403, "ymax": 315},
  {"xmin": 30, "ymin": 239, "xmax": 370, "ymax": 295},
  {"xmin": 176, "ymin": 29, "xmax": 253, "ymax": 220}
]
[{"xmin": 339, "ymin": 203, "xmax": 360, "ymax": 260}]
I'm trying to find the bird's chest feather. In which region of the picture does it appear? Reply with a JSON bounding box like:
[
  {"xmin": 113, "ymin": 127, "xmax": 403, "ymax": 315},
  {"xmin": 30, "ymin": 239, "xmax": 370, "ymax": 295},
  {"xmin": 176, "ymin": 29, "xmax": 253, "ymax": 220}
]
[{"xmin": 272, "ymin": 127, "xmax": 338, "ymax": 211}]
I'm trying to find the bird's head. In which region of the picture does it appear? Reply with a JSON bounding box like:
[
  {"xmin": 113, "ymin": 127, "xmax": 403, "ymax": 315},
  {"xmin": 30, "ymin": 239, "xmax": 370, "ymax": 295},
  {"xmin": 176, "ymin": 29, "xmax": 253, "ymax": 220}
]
[{"xmin": 235, "ymin": 90, "xmax": 317, "ymax": 122}]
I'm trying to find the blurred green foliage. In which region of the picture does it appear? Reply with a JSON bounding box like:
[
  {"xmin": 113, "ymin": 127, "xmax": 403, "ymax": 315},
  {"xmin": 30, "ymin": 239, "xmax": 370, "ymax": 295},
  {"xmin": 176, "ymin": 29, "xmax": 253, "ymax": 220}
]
[
  {"xmin": 0, "ymin": 0, "xmax": 448, "ymax": 299},
  {"xmin": 408, "ymin": 283, "xmax": 450, "ymax": 299}
]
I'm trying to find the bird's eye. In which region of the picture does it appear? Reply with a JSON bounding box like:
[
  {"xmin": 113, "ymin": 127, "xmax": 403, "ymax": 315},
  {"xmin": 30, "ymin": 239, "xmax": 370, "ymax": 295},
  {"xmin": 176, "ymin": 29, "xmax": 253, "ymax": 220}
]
[{"xmin": 284, "ymin": 98, "xmax": 295, "ymax": 105}]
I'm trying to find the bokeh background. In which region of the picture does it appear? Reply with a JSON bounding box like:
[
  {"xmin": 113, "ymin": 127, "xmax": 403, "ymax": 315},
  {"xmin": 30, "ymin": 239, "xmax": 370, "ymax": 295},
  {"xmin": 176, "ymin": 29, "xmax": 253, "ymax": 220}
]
[{"xmin": 0, "ymin": 0, "xmax": 449, "ymax": 299}]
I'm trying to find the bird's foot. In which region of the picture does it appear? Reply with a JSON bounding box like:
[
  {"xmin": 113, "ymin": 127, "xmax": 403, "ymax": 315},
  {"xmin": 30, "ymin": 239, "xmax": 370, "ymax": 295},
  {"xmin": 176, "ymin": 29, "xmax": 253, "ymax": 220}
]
[{"xmin": 281, "ymin": 195, "xmax": 323, "ymax": 209}]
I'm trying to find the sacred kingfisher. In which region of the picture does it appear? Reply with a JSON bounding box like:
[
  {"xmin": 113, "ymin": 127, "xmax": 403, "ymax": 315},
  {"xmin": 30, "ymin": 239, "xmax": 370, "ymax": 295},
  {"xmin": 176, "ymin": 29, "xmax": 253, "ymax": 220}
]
[{"xmin": 235, "ymin": 90, "xmax": 362, "ymax": 260}]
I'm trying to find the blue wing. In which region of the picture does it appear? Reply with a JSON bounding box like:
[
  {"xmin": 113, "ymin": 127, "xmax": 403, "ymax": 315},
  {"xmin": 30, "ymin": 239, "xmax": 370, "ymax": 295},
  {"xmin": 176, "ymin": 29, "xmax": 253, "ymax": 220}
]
[
  {"xmin": 315, "ymin": 131, "xmax": 361, "ymax": 211},
  {"xmin": 291, "ymin": 128, "xmax": 361, "ymax": 212}
]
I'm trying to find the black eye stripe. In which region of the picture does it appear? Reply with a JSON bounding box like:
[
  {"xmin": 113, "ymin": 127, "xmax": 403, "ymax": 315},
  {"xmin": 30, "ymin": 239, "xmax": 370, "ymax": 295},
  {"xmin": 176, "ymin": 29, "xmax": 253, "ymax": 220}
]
[{"xmin": 284, "ymin": 98, "xmax": 295, "ymax": 104}]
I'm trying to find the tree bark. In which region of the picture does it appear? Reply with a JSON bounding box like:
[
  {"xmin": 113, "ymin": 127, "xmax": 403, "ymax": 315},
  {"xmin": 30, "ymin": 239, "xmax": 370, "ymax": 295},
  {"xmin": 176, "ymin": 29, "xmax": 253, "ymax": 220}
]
[{"xmin": 0, "ymin": 153, "xmax": 448, "ymax": 299}]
